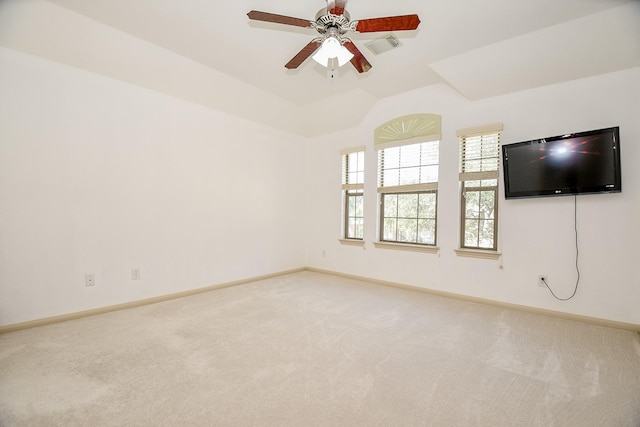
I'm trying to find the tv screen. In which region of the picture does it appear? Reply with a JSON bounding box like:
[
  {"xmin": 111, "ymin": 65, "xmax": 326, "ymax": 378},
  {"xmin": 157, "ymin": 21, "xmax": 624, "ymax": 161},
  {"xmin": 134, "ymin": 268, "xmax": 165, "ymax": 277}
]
[{"xmin": 502, "ymin": 127, "xmax": 621, "ymax": 199}]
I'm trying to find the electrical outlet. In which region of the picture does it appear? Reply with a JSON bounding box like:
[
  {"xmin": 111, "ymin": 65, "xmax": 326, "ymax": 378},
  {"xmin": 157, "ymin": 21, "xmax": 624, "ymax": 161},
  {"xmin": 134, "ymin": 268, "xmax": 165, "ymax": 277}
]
[
  {"xmin": 538, "ymin": 275, "xmax": 547, "ymax": 287},
  {"xmin": 131, "ymin": 268, "xmax": 141, "ymax": 280},
  {"xmin": 85, "ymin": 274, "xmax": 95, "ymax": 287}
]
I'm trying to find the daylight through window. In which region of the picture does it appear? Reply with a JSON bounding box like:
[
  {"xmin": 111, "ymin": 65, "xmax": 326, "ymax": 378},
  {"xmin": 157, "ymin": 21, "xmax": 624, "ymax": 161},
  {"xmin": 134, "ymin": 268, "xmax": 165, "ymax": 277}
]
[
  {"xmin": 458, "ymin": 124, "xmax": 503, "ymax": 250},
  {"xmin": 375, "ymin": 114, "xmax": 442, "ymax": 247},
  {"xmin": 341, "ymin": 147, "xmax": 365, "ymax": 240},
  {"xmin": 378, "ymin": 142, "xmax": 439, "ymax": 245}
]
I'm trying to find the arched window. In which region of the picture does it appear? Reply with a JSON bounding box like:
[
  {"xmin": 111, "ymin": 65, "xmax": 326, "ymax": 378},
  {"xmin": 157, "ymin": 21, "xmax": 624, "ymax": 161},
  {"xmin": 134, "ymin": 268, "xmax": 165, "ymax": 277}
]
[{"xmin": 375, "ymin": 114, "xmax": 441, "ymax": 248}]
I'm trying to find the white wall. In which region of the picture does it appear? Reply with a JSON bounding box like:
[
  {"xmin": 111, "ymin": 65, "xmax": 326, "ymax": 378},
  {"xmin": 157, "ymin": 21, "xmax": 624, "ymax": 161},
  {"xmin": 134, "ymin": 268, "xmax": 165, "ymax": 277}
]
[
  {"xmin": 0, "ymin": 48, "xmax": 306, "ymax": 326},
  {"xmin": 0, "ymin": 0, "xmax": 308, "ymax": 136},
  {"xmin": 1, "ymin": 45, "xmax": 638, "ymax": 328},
  {"xmin": 305, "ymin": 68, "xmax": 640, "ymax": 325}
]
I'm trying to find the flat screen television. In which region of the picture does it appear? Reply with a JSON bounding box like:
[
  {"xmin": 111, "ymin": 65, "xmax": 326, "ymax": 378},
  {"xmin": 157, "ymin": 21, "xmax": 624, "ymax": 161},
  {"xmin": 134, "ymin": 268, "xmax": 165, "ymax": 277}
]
[{"xmin": 502, "ymin": 126, "xmax": 621, "ymax": 199}]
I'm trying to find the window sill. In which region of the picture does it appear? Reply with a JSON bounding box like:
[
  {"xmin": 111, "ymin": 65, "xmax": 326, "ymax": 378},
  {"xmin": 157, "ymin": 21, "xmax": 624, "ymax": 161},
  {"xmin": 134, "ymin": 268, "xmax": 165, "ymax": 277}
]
[
  {"xmin": 339, "ymin": 239, "xmax": 365, "ymax": 247},
  {"xmin": 454, "ymin": 248, "xmax": 501, "ymax": 260},
  {"xmin": 374, "ymin": 241, "xmax": 439, "ymax": 254}
]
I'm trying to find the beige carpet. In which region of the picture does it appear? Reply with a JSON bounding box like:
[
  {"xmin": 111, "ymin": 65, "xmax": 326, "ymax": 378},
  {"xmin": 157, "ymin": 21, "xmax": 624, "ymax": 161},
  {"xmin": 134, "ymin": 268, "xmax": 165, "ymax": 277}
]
[{"xmin": 1, "ymin": 271, "xmax": 639, "ymax": 426}]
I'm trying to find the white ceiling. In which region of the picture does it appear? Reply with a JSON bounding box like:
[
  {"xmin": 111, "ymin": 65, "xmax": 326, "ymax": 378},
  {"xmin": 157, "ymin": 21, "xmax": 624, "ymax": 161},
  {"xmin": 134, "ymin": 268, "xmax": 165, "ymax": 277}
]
[{"xmin": 1, "ymin": 0, "xmax": 639, "ymax": 136}]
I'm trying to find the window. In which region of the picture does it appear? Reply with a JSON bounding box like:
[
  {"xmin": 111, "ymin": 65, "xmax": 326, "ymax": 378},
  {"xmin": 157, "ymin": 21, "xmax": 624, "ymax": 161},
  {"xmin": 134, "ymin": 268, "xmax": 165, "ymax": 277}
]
[
  {"xmin": 458, "ymin": 124, "xmax": 503, "ymax": 251},
  {"xmin": 375, "ymin": 114, "xmax": 441, "ymax": 247},
  {"xmin": 341, "ymin": 147, "xmax": 365, "ymax": 240},
  {"xmin": 378, "ymin": 142, "xmax": 439, "ymax": 245},
  {"xmin": 381, "ymin": 191, "xmax": 437, "ymax": 244}
]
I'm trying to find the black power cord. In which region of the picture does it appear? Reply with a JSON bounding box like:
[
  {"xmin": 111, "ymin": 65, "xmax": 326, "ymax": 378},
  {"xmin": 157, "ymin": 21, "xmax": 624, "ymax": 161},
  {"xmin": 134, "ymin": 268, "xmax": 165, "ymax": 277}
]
[{"xmin": 541, "ymin": 195, "xmax": 580, "ymax": 301}]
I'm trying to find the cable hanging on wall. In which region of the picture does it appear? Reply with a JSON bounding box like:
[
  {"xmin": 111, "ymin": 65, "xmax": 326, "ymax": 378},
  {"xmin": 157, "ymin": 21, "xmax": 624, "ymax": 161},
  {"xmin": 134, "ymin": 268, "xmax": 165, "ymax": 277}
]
[{"xmin": 540, "ymin": 195, "xmax": 580, "ymax": 300}]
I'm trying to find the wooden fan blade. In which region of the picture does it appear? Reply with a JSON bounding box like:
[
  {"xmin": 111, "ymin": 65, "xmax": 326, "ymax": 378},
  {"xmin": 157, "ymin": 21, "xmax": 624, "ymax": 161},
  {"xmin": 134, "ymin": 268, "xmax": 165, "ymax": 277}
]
[
  {"xmin": 247, "ymin": 10, "xmax": 313, "ymax": 28},
  {"xmin": 355, "ymin": 14, "xmax": 421, "ymax": 33},
  {"xmin": 285, "ymin": 41, "xmax": 322, "ymax": 69},
  {"xmin": 344, "ymin": 41, "xmax": 372, "ymax": 73},
  {"xmin": 328, "ymin": 0, "xmax": 347, "ymax": 16}
]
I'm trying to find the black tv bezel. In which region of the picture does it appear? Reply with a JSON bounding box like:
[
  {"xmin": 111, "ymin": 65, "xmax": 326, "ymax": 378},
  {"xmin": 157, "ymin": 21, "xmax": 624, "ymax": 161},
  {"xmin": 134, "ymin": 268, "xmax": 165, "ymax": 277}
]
[{"xmin": 502, "ymin": 126, "xmax": 621, "ymax": 200}]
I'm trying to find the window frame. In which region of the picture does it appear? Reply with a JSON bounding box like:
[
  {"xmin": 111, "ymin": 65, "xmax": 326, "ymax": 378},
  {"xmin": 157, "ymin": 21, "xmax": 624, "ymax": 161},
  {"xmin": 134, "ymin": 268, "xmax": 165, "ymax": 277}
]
[
  {"xmin": 460, "ymin": 181, "xmax": 498, "ymax": 250},
  {"xmin": 374, "ymin": 114, "xmax": 442, "ymax": 250},
  {"xmin": 377, "ymin": 140, "xmax": 440, "ymax": 247},
  {"xmin": 344, "ymin": 189, "xmax": 364, "ymax": 240},
  {"xmin": 341, "ymin": 147, "xmax": 365, "ymax": 241},
  {"xmin": 379, "ymin": 190, "xmax": 438, "ymax": 246},
  {"xmin": 457, "ymin": 124, "xmax": 503, "ymax": 252}
]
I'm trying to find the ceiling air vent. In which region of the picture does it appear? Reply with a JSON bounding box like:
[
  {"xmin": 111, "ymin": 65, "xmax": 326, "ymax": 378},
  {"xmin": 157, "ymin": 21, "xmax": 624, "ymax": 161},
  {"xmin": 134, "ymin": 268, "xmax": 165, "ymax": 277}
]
[{"xmin": 365, "ymin": 34, "xmax": 402, "ymax": 55}]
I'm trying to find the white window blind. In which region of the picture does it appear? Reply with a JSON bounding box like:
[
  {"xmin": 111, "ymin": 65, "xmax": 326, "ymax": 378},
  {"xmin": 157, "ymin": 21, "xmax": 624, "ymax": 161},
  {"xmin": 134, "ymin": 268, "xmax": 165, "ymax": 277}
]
[
  {"xmin": 341, "ymin": 147, "xmax": 365, "ymax": 190},
  {"xmin": 378, "ymin": 141, "xmax": 439, "ymax": 192},
  {"xmin": 374, "ymin": 114, "xmax": 441, "ymax": 247},
  {"xmin": 457, "ymin": 123, "xmax": 503, "ymax": 252},
  {"xmin": 458, "ymin": 124, "xmax": 503, "ymax": 181},
  {"xmin": 374, "ymin": 114, "xmax": 441, "ymax": 148}
]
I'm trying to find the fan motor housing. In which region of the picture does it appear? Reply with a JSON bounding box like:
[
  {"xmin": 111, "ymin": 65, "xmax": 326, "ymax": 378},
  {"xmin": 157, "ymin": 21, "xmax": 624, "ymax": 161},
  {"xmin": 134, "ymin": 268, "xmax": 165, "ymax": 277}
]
[{"xmin": 314, "ymin": 8, "xmax": 351, "ymax": 34}]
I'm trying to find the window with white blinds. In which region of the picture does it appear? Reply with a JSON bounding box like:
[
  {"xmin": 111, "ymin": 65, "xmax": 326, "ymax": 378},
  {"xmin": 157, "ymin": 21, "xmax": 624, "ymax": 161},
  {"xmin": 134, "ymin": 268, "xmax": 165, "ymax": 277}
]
[
  {"xmin": 457, "ymin": 124, "xmax": 503, "ymax": 251},
  {"xmin": 341, "ymin": 147, "xmax": 365, "ymax": 240},
  {"xmin": 374, "ymin": 114, "xmax": 441, "ymax": 247},
  {"xmin": 459, "ymin": 131, "xmax": 501, "ymax": 181},
  {"xmin": 378, "ymin": 140, "xmax": 439, "ymax": 190},
  {"xmin": 377, "ymin": 140, "xmax": 439, "ymax": 246},
  {"xmin": 342, "ymin": 149, "xmax": 364, "ymax": 189}
]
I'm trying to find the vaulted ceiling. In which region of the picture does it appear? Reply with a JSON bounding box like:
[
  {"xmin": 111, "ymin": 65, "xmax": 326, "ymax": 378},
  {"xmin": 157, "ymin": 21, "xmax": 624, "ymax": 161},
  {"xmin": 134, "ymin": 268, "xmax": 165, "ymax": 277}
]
[{"xmin": 1, "ymin": 0, "xmax": 639, "ymax": 136}]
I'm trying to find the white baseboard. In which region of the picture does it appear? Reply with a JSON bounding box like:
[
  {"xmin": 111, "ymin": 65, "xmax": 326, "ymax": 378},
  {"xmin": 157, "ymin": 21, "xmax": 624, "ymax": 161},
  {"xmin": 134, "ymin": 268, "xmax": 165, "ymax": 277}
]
[
  {"xmin": 0, "ymin": 268, "xmax": 305, "ymax": 334},
  {"xmin": 305, "ymin": 267, "xmax": 640, "ymax": 333},
  {"xmin": 2, "ymin": 266, "xmax": 638, "ymax": 334}
]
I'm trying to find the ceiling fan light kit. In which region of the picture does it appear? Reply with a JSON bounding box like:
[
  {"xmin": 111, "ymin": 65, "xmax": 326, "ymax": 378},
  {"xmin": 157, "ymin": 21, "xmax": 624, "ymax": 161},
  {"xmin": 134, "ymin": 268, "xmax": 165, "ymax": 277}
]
[
  {"xmin": 312, "ymin": 36, "xmax": 354, "ymax": 67},
  {"xmin": 247, "ymin": 0, "xmax": 420, "ymax": 73}
]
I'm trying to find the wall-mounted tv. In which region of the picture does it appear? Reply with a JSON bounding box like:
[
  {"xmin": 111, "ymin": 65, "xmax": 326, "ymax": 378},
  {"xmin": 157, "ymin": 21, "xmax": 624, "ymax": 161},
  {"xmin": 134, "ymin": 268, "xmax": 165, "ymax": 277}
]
[{"xmin": 502, "ymin": 127, "xmax": 621, "ymax": 199}]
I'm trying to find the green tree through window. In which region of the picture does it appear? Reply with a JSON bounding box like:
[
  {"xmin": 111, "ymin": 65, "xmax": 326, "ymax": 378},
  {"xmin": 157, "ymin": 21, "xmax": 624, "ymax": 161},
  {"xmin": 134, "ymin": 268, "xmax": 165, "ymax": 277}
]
[{"xmin": 458, "ymin": 125, "xmax": 503, "ymax": 251}]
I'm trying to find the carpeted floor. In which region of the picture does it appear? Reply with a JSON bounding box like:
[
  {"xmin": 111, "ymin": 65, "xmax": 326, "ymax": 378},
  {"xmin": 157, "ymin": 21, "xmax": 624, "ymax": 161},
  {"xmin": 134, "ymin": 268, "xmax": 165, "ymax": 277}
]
[{"xmin": 1, "ymin": 271, "xmax": 639, "ymax": 426}]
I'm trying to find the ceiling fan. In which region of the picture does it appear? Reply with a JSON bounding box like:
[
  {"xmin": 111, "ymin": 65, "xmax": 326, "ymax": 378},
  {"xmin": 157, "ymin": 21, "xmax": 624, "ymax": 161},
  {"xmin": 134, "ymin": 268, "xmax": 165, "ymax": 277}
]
[{"xmin": 247, "ymin": 0, "xmax": 421, "ymax": 73}]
